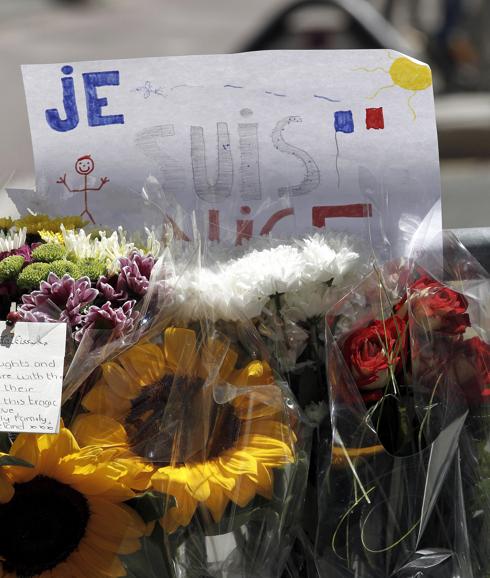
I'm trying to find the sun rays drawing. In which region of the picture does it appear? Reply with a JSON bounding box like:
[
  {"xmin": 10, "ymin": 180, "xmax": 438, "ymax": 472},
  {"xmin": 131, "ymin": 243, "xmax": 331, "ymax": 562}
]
[{"xmin": 355, "ymin": 52, "xmax": 433, "ymax": 120}]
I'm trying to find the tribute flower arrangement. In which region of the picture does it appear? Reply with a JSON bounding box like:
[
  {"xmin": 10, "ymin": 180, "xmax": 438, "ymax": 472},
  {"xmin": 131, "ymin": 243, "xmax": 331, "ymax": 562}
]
[
  {"xmin": 314, "ymin": 235, "xmax": 490, "ymax": 578},
  {"xmin": 0, "ymin": 219, "xmax": 162, "ymax": 343},
  {"xmin": 1, "ymin": 212, "xmax": 489, "ymax": 578}
]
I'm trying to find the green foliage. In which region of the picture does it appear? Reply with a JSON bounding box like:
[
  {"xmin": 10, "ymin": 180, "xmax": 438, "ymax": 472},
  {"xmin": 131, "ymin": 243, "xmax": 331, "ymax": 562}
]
[
  {"xmin": 122, "ymin": 523, "xmax": 173, "ymax": 578},
  {"xmin": 0, "ymin": 455, "xmax": 33, "ymax": 468},
  {"xmin": 17, "ymin": 262, "xmax": 51, "ymax": 290},
  {"xmin": 32, "ymin": 243, "xmax": 67, "ymax": 263},
  {"xmin": 127, "ymin": 491, "xmax": 174, "ymax": 523},
  {"xmin": 76, "ymin": 258, "xmax": 107, "ymax": 281},
  {"xmin": 0, "ymin": 255, "xmax": 25, "ymax": 282}
]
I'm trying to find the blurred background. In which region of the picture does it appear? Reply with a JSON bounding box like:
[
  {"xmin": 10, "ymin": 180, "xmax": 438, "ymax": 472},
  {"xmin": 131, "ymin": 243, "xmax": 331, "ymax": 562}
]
[{"xmin": 0, "ymin": 0, "xmax": 489, "ymax": 229}]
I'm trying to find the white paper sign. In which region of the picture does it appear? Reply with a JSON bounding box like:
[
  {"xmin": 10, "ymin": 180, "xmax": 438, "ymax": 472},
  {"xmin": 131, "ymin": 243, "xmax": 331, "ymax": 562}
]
[
  {"xmin": 0, "ymin": 322, "xmax": 66, "ymax": 434},
  {"xmin": 19, "ymin": 50, "xmax": 441, "ymax": 254}
]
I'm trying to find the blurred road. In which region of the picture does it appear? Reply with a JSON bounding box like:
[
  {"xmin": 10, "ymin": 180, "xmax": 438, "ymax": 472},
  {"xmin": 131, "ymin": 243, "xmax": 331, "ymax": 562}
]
[{"xmin": 0, "ymin": 0, "xmax": 488, "ymax": 229}]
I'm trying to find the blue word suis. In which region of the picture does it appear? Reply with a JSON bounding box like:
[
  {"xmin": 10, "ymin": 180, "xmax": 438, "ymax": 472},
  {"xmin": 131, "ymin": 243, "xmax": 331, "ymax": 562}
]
[{"xmin": 45, "ymin": 66, "xmax": 125, "ymax": 132}]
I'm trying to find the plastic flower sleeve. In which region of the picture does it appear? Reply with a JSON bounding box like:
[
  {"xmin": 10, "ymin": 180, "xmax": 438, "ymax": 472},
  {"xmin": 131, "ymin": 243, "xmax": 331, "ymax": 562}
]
[
  {"xmin": 65, "ymin": 305, "xmax": 310, "ymax": 577},
  {"xmin": 169, "ymin": 229, "xmax": 366, "ymax": 412},
  {"xmin": 314, "ymin": 260, "xmax": 474, "ymax": 578},
  {"xmin": 0, "ymin": 226, "xmax": 185, "ymax": 577},
  {"xmin": 61, "ymin": 247, "xmax": 176, "ymax": 403},
  {"xmin": 406, "ymin": 231, "xmax": 490, "ymax": 577}
]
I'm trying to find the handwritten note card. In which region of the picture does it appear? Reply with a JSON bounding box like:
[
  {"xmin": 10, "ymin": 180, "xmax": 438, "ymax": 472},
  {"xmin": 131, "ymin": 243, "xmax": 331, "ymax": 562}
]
[
  {"xmin": 0, "ymin": 322, "xmax": 66, "ymax": 434},
  {"xmin": 18, "ymin": 50, "xmax": 442, "ymax": 255}
]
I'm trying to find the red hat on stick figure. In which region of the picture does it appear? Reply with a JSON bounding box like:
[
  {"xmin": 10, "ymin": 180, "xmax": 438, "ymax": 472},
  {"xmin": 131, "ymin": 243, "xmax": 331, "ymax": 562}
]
[{"xmin": 57, "ymin": 154, "xmax": 109, "ymax": 224}]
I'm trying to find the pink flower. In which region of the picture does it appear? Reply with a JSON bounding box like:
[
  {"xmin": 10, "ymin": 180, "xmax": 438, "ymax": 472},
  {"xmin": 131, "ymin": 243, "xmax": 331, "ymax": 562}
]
[{"xmin": 75, "ymin": 300, "xmax": 136, "ymax": 342}]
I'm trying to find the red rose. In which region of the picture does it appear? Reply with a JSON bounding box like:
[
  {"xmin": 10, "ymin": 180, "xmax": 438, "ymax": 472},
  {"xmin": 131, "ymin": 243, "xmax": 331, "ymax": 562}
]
[
  {"xmin": 396, "ymin": 275, "xmax": 470, "ymax": 334},
  {"xmin": 342, "ymin": 316, "xmax": 407, "ymax": 391},
  {"xmin": 450, "ymin": 336, "xmax": 490, "ymax": 406}
]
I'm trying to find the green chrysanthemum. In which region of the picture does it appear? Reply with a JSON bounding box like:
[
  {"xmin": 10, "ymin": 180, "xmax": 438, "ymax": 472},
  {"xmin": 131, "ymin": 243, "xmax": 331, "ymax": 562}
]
[
  {"xmin": 76, "ymin": 258, "xmax": 107, "ymax": 282},
  {"xmin": 17, "ymin": 262, "xmax": 52, "ymax": 291},
  {"xmin": 49, "ymin": 260, "xmax": 80, "ymax": 280},
  {"xmin": 17, "ymin": 260, "xmax": 81, "ymax": 291},
  {"xmin": 0, "ymin": 256, "xmax": 25, "ymax": 283},
  {"xmin": 32, "ymin": 243, "xmax": 67, "ymax": 263}
]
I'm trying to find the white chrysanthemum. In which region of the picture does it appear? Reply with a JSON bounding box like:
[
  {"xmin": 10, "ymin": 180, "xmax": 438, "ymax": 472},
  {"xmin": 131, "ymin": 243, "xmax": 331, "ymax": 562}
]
[
  {"xmin": 283, "ymin": 284, "xmax": 330, "ymax": 321},
  {"xmin": 61, "ymin": 225, "xmax": 104, "ymax": 260},
  {"xmin": 61, "ymin": 225, "xmax": 162, "ymax": 273},
  {"xmin": 143, "ymin": 227, "xmax": 162, "ymax": 258},
  {"xmin": 98, "ymin": 227, "xmax": 136, "ymax": 272},
  {"xmin": 171, "ymin": 231, "xmax": 364, "ymax": 322},
  {"xmin": 0, "ymin": 228, "xmax": 27, "ymax": 253}
]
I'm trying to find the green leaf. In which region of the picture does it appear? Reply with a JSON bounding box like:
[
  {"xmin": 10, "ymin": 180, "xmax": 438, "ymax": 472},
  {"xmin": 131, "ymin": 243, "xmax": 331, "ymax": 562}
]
[
  {"xmin": 123, "ymin": 523, "xmax": 174, "ymax": 578},
  {"xmin": 0, "ymin": 433, "xmax": 11, "ymax": 453},
  {"xmin": 202, "ymin": 501, "xmax": 280, "ymax": 537},
  {"xmin": 127, "ymin": 491, "xmax": 175, "ymax": 523},
  {"xmin": 0, "ymin": 455, "xmax": 33, "ymax": 468}
]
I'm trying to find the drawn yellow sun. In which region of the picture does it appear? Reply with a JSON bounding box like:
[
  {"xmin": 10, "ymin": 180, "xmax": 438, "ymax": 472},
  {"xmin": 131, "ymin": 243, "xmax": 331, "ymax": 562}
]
[{"xmin": 356, "ymin": 53, "xmax": 433, "ymax": 120}]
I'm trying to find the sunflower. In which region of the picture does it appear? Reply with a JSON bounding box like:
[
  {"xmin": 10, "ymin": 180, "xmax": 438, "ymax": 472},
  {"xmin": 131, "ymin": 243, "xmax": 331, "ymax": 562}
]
[
  {"xmin": 0, "ymin": 426, "xmax": 146, "ymax": 577},
  {"xmin": 72, "ymin": 327, "xmax": 296, "ymax": 532}
]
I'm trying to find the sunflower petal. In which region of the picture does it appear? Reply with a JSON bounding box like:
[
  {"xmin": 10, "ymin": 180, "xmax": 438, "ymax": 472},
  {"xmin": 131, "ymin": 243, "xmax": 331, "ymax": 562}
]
[
  {"xmin": 239, "ymin": 435, "xmax": 293, "ymax": 467},
  {"xmin": 218, "ymin": 450, "xmax": 258, "ymax": 482},
  {"xmin": 256, "ymin": 463, "xmax": 273, "ymax": 499},
  {"xmin": 82, "ymin": 380, "xmax": 130, "ymax": 419},
  {"xmin": 71, "ymin": 414, "xmax": 129, "ymax": 449},
  {"xmin": 164, "ymin": 327, "xmax": 197, "ymax": 373},
  {"xmin": 184, "ymin": 464, "xmax": 211, "ymax": 501},
  {"xmin": 230, "ymin": 361, "xmax": 274, "ymax": 387},
  {"xmin": 118, "ymin": 342, "xmax": 166, "ymax": 385},
  {"xmin": 89, "ymin": 499, "xmax": 146, "ymax": 539},
  {"xmin": 224, "ymin": 474, "xmax": 257, "ymax": 508},
  {"xmin": 86, "ymin": 528, "xmax": 141, "ymax": 555},
  {"xmin": 204, "ymin": 486, "xmax": 229, "ymax": 522},
  {"xmin": 102, "ymin": 361, "xmax": 144, "ymax": 399},
  {"xmin": 161, "ymin": 491, "xmax": 198, "ymax": 532},
  {"xmin": 202, "ymin": 338, "xmax": 239, "ymax": 380},
  {"xmin": 76, "ymin": 541, "xmax": 126, "ymax": 576},
  {"xmin": 0, "ymin": 474, "xmax": 14, "ymax": 503}
]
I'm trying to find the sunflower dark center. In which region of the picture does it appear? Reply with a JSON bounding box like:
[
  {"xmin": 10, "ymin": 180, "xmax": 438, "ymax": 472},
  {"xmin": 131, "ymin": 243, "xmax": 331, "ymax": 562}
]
[
  {"xmin": 0, "ymin": 475, "xmax": 90, "ymax": 576},
  {"xmin": 125, "ymin": 374, "xmax": 241, "ymax": 466}
]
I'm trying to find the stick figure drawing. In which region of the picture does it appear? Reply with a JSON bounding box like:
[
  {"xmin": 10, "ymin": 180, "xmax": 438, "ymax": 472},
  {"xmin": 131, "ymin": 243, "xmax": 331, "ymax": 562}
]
[{"xmin": 57, "ymin": 155, "xmax": 109, "ymax": 224}]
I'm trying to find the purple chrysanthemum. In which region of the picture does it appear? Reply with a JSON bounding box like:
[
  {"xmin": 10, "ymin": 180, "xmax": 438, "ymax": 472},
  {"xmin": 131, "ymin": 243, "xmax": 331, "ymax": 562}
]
[
  {"xmin": 75, "ymin": 299, "xmax": 136, "ymax": 342},
  {"xmin": 96, "ymin": 275, "xmax": 128, "ymax": 304},
  {"xmin": 19, "ymin": 274, "xmax": 98, "ymax": 326},
  {"xmin": 117, "ymin": 251, "xmax": 155, "ymax": 298}
]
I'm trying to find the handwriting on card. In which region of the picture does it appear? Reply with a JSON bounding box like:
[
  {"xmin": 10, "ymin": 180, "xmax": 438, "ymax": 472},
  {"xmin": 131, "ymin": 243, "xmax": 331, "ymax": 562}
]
[{"xmin": 0, "ymin": 323, "xmax": 66, "ymax": 434}]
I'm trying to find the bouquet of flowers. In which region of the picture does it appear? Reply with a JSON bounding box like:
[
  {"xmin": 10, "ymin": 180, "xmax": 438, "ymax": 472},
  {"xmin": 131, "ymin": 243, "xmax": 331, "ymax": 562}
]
[
  {"xmin": 0, "ymin": 216, "xmax": 309, "ymax": 577},
  {"xmin": 0, "ymin": 216, "xmax": 162, "ymax": 336},
  {"xmin": 2, "ymin": 206, "xmax": 489, "ymax": 578},
  {"xmin": 170, "ymin": 231, "xmax": 365, "ymax": 409},
  {"xmin": 314, "ymin": 231, "xmax": 490, "ymax": 578}
]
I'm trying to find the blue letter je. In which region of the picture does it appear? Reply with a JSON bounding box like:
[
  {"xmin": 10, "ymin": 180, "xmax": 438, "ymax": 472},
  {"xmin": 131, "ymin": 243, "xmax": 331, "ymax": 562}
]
[
  {"xmin": 83, "ymin": 70, "xmax": 125, "ymax": 127},
  {"xmin": 45, "ymin": 65, "xmax": 79, "ymax": 132}
]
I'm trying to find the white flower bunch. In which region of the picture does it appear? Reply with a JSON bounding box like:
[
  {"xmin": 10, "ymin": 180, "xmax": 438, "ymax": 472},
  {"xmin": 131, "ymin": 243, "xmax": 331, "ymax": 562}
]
[
  {"xmin": 172, "ymin": 231, "xmax": 364, "ymax": 322},
  {"xmin": 0, "ymin": 228, "xmax": 27, "ymax": 253}
]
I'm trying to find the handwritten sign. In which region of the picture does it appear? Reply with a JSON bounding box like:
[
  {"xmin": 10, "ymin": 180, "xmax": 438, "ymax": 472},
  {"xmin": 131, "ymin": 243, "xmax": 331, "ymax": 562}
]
[
  {"xmin": 18, "ymin": 50, "xmax": 442, "ymax": 254},
  {"xmin": 0, "ymin": 322, "xmax": 66, "ymax": 434}
]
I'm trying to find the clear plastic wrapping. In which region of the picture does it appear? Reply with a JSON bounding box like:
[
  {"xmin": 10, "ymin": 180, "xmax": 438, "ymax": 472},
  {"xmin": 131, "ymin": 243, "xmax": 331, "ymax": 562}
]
[
  {"xmin": 315, "ymin": 231, "xmax": 490, "ymax": 578},
  {"xmin": 66, "ymin": 314, "xmax": 309, "ymax": 577}
]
